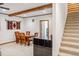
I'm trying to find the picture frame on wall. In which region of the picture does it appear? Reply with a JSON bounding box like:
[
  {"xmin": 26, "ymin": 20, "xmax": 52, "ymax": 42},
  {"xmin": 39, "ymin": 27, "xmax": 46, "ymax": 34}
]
[{"xmin": 7, "ymin": 21, "xmax": 21, "ymax": 30}]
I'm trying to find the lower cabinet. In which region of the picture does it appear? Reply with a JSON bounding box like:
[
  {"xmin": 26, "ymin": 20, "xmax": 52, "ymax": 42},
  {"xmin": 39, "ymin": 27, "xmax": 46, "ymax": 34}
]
[{"xmin": 33, "ymin": 38, "xmax": 52, "ymax": 56}]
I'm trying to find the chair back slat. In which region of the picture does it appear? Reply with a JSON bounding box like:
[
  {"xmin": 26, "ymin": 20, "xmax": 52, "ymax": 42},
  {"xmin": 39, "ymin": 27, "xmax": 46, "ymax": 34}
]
[{"xmin": 26, "ymin": 31, "xmax": 30, "ymax": 35}]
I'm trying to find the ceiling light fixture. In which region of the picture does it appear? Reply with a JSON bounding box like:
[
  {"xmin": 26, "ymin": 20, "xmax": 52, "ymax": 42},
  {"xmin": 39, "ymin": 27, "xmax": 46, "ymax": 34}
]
[{"xmin": 2, "ymin": 8, "xmax": 8, "ymax": 11}]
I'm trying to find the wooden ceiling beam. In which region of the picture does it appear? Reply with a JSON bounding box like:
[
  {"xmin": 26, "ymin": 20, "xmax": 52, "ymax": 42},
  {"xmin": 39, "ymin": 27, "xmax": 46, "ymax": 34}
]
[{"xmin": 8, "ymin": 3, "xmax": 52, "ymax": 16}]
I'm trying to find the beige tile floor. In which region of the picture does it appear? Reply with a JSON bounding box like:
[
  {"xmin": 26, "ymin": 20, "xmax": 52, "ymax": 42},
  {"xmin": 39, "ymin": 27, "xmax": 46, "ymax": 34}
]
[{"xmin": 0, "ymin": 42, "xmax": 33, "ymax": 56}]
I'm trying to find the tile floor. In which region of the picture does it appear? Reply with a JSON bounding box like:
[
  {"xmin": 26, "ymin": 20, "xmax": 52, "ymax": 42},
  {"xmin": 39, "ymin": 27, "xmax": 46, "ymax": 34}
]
[{"xmin": 0, "ymin": 42, "xmax": 33, "ymax": 56}]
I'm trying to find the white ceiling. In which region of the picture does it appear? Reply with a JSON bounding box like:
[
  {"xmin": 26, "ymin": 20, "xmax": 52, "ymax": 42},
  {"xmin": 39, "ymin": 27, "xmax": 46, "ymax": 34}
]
[
  {"xmin": 0, "ymin": 3, "xmax": 48, "ymax": 14},
  {"xmin": 0, "ymin": 3, "xmax": 52, "ymax": 17}
]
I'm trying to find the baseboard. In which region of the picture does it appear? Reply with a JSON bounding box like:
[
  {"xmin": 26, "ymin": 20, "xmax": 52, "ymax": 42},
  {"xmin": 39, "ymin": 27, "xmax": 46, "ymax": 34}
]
[{"xmin": 0, "ymin": 41, "xmax": 16, "ymax": 45}]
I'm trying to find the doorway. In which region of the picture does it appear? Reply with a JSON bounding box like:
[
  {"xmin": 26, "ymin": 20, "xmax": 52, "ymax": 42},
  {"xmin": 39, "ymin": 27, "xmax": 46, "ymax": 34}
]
[{"xmin": 40, "ymin": 20, "xmax": 49, "ymax": 40}]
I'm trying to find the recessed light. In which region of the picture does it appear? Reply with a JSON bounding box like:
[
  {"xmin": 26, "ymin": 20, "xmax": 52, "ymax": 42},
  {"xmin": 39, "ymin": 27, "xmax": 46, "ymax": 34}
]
[
  {"xmin": 2, "ymin": 9, "xmax": 8, "ymax": 12},
  {"xmin": 42, "ymin": 10, "xmax": 47, "ymax": 13}
]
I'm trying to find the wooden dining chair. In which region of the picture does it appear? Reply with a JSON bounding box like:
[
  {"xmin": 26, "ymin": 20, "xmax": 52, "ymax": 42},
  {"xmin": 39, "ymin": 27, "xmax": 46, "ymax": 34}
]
[
  {"xmin": 26, "ymin": 31, "xmax": 30, "ymax": 36},
  {"xmin": 15, "ymin": 31, "xmax": 20, "ymax": 43},
  {"xmin": 25, "ymin": 36, "xmax": 30, "ymax": 46},
  {"xmin": 20, "ymin": 33, "xmax": 26, "ymax": 45},
  {"xmin": 34, "ymin": 32, "xmax": 38, "ymax": 37}
]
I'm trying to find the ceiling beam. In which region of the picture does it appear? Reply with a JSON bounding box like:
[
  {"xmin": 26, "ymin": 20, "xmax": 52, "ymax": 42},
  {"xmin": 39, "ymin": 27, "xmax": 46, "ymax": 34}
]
[{"xmin": 8, "ymin": 3, "xmax": 52, "ymax": 16}]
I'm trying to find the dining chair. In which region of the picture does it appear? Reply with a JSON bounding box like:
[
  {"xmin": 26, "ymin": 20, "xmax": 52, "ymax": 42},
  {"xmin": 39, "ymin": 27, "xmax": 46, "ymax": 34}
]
[
  {"xmin": 15, "ymin": 31, "xmax": 20, "ymax": 43},
  {"xmin": 25, "ymin": 36, "xmax": 30, "ymax": 46},
  {"xmin": 34, "ymin": 32, "xmax": 38, "ymax": 37},
  {"xmin": 20, "ymin": 33, "xmax": 26, "ymax": 45},
  {"xmin": 26, "ymin": 31, "xmax": 30, "ymax": 36}
]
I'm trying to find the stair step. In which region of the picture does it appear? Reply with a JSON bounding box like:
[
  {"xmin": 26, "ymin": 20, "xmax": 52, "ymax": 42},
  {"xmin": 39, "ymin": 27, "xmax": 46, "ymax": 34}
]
[
  {"xmin": 65, "ymin": 29, "xmax": 79, "ymax": 31},
  {"xmin": 63, "ymin": 37, "xmax": 79, "ymax": 43},
  {"xmin": 60, "ymin": 46, "xmax": 79, "ymax": 56},
  {"xmin": 62, "ymin": 41, "xmax": 79, "ymax": 46},
  {"xmin": 66, "ymin": 19, "xmax": 79, "ymax": 21},
  {"xmin": 66, "ymin": 24, "xmax": 79, "ymax": 26},
  {"xmin": 64, "ymin": 30, "xmax": 79, "ymax": 33},
  {"xmin": 65, "ymin": 25, "xmax": 79, "ymax": 28},
  {"xmin": 64, "ymin": 33, "xmax": 79, "ymax": 38},
  {"xmin": 66, "ymin": 22, "xmax": 79, "ymax": 24},
  {"xmin": 65, "ymin": 27, "xmax": 79, "ymax": 30},
  {"xmin": 67, "ymin": 20, "xmax": 79, "ymax": 21},
  {"xmin": 64, "ymin": 29, "xmax": 79, "ymax": 31},
  {"xmin": 67, "ymin": 20, "xmax": 79, "ymax": 22},
  {"xmin": 61, "ymin": 41, "xmax": 79, "ymax": 49},
  {"xmin": 63, "ymin": 37, "xmax": 79, "ymax": 41},
  {"xmin": 59, "ymin": 52, "xmax": 74, "ymax": 56},
  {"xmin": 65, "ymin": 26, "xmax": 79, "ymax": 29},
  {"xmin": 63, "ymin": 38, "xmax": 79, "ymax": 43}
]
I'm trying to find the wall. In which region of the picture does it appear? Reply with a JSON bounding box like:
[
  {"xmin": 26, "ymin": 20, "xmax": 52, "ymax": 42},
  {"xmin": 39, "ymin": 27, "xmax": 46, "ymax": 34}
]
[
  {"xmin": 24, "ymin": 14, "xmax": 52, "ymax": 40},
  {"xmin": 0, "ymin": 13, "xmax": 52, "ymax": 44},
  {"xmin": 0, "ymin": 14, "xmax": 24, "ymax": 44},
  {"xmin": 53, "ymin": 3, "xmax": 67, "ymax": 56}
]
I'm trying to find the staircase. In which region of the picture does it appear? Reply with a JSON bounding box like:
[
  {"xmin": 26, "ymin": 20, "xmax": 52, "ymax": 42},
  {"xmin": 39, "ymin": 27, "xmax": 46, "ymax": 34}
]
[{"xmin": 59, "ymin": 12, "xmax": 79, "ymax": 56}]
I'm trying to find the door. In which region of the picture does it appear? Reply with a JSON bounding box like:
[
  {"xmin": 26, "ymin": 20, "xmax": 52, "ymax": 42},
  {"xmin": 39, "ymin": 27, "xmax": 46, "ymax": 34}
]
[{"xmin": 40, "ymin": 20, "xmax": 49, "ymax": 40}]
